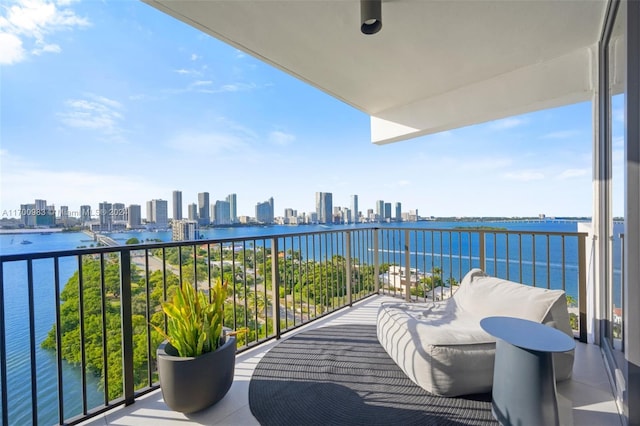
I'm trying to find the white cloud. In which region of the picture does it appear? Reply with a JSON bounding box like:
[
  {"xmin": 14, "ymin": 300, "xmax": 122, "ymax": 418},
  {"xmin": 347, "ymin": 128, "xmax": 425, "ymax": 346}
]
[
  {"xmin": 165, "ymin": 80, "xmax": 259, "ymax": 96},
  {"xmin": 217, "ymin": 82, "xmax": 257, "ymax": 93},
  {"xmin": 174, "ymin": 68, "xmax": 203, "ymax": 76},
  {"xmin": 192, "ymin": 80, "xmax": 213, "ymax": 87},
  {"xmin": 58, "ymin": 94, "xmax": 126, "ymax": 142},
  {"xmin": 557, "ymin": 168, "xmax": 589, "ymax": 179},
  {"xmin": 503, "ymin": 170, "xmax": 544, "ymax": 181},
  {"xmin": 90, "ymin": 95, "xmax": 122, "ymax": 109},
  {"xmin": 0, "ymin": 32, "xmax": 26, "ymax": 64},
  {"xmin": 32, "ymin": 42, "xmax": 60, "ymax": 55},
  {"xmin": 489, "ymin": 117, "xmax": 527, "ymax": 130},
  {"xmin": 269, "ymin": 130, "xmax": 295, "ymax": 146},
  {"xmin": 190, "ymin": 53, "xmax": 200, "ymax": 61},
  {"xmin": 128, "ymin": 93, "xmax": 162, "ymax": 102},
  {"xmin": 0, "ymin": 0, "xmax": 90, "ymax": 65}
]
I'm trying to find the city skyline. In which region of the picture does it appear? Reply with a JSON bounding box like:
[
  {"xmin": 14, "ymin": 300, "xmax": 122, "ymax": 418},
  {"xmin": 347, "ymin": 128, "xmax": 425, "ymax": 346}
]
[
  {"xmin": 1, "ymin": 1, "xmax": 617, "ymax": 219},
  {"xmin": 5, "ymin": 190, "xmax": 412, "ymax": 224}
]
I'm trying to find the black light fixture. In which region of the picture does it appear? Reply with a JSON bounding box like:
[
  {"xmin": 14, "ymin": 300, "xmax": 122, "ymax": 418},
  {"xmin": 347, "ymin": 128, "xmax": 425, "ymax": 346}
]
[{"xmin": 361, "ymin": 0, "xmax": 382, "ymax": 35}]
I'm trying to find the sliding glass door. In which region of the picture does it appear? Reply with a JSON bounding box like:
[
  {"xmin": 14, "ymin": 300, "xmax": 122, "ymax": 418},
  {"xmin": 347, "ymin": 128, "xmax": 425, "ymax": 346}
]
[{"xmin": 601, "ymin": 2, "xmax": 640, "ymax": 423}]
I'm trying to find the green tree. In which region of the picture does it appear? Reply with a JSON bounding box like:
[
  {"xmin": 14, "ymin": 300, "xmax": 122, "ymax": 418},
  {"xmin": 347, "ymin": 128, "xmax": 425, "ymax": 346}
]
[{"xmin": 42, "ymin": 257, "xmax": 170, "ymax": 401}]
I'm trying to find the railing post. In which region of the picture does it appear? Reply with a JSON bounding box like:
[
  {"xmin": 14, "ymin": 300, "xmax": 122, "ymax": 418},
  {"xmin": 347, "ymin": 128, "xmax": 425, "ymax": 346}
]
[
  {"xmin": 0, "ymin": 261, "xmax": 8, "ymax": 426},
  {"xmin": 271, "ymin": 238, "xmax": 281, "ymax": 339},
  {"xmin": 404, "ymin": 230, "xmax": 411, "ymax": 302},
  {"xmin": 27, "ymin": 259, "xmax": 38, "ymax": 424},
  {"xmin": 578, "ymin": 234, "xmax": 588, "ymax": 343},
  {"xmin": 77, "ymin": 255, "xmax": 88, "ymax": 414},
  {"xmin": 374, "ymin": 229, "xmax": 380, "ymax": 293},
  {"xmin": 120, "ymin": 249, "xmax": 135, "ymax": 405},
  {"xmin": 620, "ymin": 234, "xmax": 625, "ymax": 351},
  {"xmin": 346, "ymin": 232, "xmax": 352, "ymax": 306},
  {"xmin": 479, "ymin": 231, "xmax": 486, "ymax": 271}
]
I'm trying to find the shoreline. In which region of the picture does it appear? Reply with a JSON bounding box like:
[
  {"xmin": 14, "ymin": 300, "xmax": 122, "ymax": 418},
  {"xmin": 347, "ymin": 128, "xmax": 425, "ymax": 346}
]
[
  {"xmin": 0, "ymin": 217, "xmax": 593, "ymax": 236},
  {"xmin": 0, "ymin": 228, "xmax": 64, "ymax": 235}
]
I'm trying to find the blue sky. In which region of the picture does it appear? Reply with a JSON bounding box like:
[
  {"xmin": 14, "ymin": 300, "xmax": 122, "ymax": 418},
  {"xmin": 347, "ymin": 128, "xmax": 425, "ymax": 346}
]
[{"xmin": 0, "ymin": 0, "xmax": 618, "ymax": 219}]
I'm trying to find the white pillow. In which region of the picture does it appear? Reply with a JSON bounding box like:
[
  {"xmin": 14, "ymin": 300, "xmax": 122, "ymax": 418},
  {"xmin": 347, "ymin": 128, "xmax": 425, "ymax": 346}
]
[{"xmin": 453, "ymin": 269, "xmax": 565, "ymax": 322}]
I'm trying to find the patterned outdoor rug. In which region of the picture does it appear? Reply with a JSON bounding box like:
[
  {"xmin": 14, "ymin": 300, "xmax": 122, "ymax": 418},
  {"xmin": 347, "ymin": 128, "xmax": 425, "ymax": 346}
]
[{"xmin": 248, "ymin": 324, "xmax": 497, "ymax": 426}]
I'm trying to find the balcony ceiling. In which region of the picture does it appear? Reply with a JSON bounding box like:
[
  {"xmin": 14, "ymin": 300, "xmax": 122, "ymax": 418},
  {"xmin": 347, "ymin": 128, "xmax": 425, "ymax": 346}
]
[{"xmin": 143, "ymin": 0, "xmax": 607, "ymax": 144}]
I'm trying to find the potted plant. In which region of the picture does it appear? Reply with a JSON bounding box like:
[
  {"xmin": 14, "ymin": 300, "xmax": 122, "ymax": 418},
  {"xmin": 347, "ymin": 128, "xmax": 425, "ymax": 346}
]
[{"xmin": 154, "ymin": 279, "xmax": 236, "ymax": 414}]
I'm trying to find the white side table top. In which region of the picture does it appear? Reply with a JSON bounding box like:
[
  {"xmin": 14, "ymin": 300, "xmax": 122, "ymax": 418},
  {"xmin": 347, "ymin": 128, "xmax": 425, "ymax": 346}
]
[{"xmin": 480, "ymin": 316, "xmax": 576, "ymax": 353}]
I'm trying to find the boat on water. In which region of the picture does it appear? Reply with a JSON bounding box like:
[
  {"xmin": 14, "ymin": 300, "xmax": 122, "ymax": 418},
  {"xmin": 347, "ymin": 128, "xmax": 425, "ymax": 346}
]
[{"xmin": 20, "ymin": 240, "xmax": 33, "ymax": 245}]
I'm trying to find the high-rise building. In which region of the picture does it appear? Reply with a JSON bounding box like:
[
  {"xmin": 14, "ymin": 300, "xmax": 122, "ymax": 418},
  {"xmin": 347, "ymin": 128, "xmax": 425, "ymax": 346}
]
[
  {"xmin": 384, "ymin": 202, "xmax": 392, "ymax": 220},
  {"xmin": 172, "ymin": 219, "xmax": 199, "ymax": 241},
  {"xmin": 338, "ymin": 207, "xmax": 351, "ymax": 224},
  {"xmin": 213, "ymin": 200, "xmax": 231, "ymax": 225},
  {"xmin": 226, "ymin": 193, "xmax": 237, "ymax": 223},
  {"xmin": 403, "ymin": 209, "xmax": 419, "ymax": 222},
  {"xmin": 80, "ymin": 205, "xmax": 92, "ymax": 225},
  {"xmin": 150, "ymin": 199, "xmax": 169, "ymax": 228},
  {"xmin": 34, "ymin": 199, "xmax": 54, "ymax": 226},
  {"xmin": 99, "ymin": 201, "xmax": 113, "ymax": 231},
  {"xmin": 146, "ymin": 200, "xmax": 153, "ymax": 223},
  {"xmin": 46, "ymin": 205, "xmax": 56, "ymax": 226},
  {"xmin": 198, "ymin": 192, "xmax": 210, "ymax": 225},
  {"xmin": 127, "ymin": 204, "xmax": 142, "ymax": 229},
  {"xmin": 20, "ymin": 203, "xmax": 36, "ymax": 227},
  {"xmin": 351, "ymin": 195, "xmax": 359, "ymax": 224},
  {"xmin": 395, "ymin": 202, "xmax": 402, "ymax": 222},
  {"xmin": 255, "ymin": 197, "xmax": 274, "ymax": 224},
  {"xmin": 35, "ymin": 199, "xmax": 46, "ymax": 212},
  {"xmin": 376, "ymin": 200, "xmax": 384, "ymax": 221},
  {"xmin": 112, "ymin": 203, "xmax": 126, "ymax": 221},
  {"xmin": 172, "ymin": 190, "xmax": 183, "ymax": 220},
  {"xmin": 315, "ymin": 192, "xmax": 333, "ymax": 224},
  {"xmin": 187, "ymin": 203, "xmax": 198, "ymax": 221},
  {"xmin": 59, "ymin": 206, "xmax": 69, "ymax": 226},
  {"xmin": 315, "ymin": 192, "xmax": 322, "ymax": 222}
]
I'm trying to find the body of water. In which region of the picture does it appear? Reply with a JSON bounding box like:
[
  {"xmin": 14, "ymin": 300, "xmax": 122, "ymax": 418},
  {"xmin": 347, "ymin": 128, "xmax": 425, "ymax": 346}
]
[{"xmin": 0, "ymin": 219, "xmax": 616, "ymax": 424}]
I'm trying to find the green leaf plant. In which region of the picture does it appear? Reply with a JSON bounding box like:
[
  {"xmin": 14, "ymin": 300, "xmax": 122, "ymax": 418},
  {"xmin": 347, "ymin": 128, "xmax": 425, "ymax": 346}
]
[{"xmin": 154, "ymin": 279, "xmax": 228, "ymax": 357}]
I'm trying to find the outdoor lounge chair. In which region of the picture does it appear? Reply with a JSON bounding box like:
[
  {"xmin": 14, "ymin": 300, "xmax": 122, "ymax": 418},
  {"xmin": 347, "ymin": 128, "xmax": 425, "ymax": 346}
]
[{"xmin": 376, "ymin": 268, "xmax": 574, "ymax": 396}]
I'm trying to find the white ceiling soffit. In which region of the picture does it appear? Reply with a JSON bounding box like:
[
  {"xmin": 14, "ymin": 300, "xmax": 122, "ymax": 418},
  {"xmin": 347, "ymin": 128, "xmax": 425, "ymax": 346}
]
[{"xmin": 143, "ymin": 0, "xmax": 607, "ymax": 145}]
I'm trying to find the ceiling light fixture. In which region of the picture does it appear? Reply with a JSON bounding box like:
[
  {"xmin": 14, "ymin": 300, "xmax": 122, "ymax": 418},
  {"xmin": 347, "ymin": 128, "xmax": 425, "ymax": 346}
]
[{"xmin": 361, "ymin": 0, "xmax": 382, "ymax": 35}]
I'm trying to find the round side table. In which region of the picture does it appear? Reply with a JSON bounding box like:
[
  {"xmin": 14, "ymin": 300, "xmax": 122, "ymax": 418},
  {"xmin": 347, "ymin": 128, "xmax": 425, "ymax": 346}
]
[{"xmin": 480, "ymin": 316, "xmax": 575, "ymax": 426}]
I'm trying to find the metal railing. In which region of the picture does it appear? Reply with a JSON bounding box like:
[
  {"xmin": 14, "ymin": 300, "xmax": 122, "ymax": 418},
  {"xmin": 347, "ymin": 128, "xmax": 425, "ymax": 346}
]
[
  {"xmin": 376, "ymin": 228, "xmax": 588, "ymax": 341},
  {"xmin": 0, "ymin": 226, "xmax": 587, "ymax": 425}
]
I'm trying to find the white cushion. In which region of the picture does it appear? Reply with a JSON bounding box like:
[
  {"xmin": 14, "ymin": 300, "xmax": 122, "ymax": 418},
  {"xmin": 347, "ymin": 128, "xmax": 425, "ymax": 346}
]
[{"xmin": 453, "ymin": 269, "xmax": 566, "ymax": 323}]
